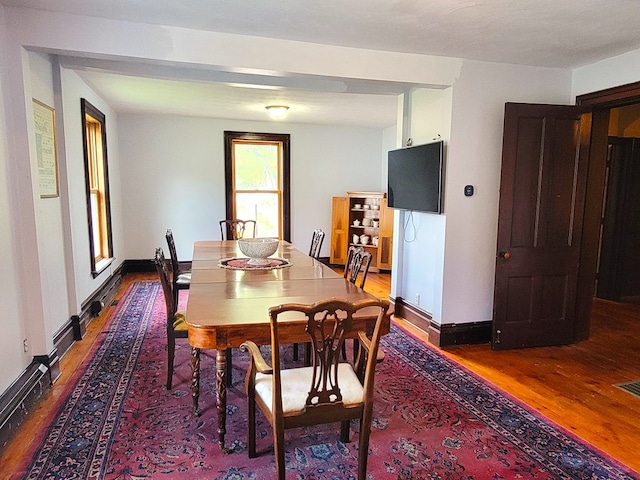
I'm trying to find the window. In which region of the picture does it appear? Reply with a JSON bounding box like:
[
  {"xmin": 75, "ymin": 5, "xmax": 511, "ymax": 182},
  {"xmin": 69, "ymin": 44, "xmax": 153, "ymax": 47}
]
[
  {"xmin": 81, "ymin": 99, "xmax": 113, "ymax": 277},
  {"xmin": 224, "ymin": 132, "xmax": 290, "ymax": 240}
]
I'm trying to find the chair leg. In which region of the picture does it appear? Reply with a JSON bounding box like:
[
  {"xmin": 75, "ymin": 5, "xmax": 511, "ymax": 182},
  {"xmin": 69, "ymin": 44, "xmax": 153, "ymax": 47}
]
[
  {"xmin": 273, "ymin": 426, "xmax": 286, "ymax": 480},
  {"xmin": 293, "ymin": 342, "xmax": 299, "ymax": 361},
  {"xmin": 247, "ymin": 386, "xmax": 257, "ymax": 458},
  {"xmin": 340, "ymin": 420, "xmax": 351, "ymax": 443},
  {"xmin": 357, "ymin": 418, "xmax": 373, "ymax": 480},
  {"xmin": 167, "ymin": 329, "xmax": 175, "ymax": 390}
]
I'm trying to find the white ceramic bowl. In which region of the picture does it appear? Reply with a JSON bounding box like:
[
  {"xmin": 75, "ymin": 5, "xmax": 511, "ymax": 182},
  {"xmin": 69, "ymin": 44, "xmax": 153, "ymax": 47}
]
[{"xmin": 237, "ymin": 238, "xmax": 279, "ymax": 265}]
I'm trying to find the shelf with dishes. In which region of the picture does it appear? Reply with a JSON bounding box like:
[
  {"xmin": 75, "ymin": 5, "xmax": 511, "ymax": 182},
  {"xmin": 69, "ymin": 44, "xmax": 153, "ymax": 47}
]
[
  {"xmin": 330, "ymin": 191, "xmax": 393, "ymax": 271},
  {"xmin": 350, "ymin": 233, "xmax": 380, "ymax": 247}
]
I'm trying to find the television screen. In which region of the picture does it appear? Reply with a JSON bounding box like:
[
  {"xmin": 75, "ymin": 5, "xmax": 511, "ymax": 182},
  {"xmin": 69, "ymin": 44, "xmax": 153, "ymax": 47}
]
[{"xmin": 387, "ymin": 140, "xmax": 444, "ymax": 213}]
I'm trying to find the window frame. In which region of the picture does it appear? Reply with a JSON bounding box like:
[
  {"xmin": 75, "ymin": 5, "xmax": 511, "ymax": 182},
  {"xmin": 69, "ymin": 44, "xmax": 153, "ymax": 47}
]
[
  {"xmin": 224, "ymin": 131, "xmax": 291, "ymax": 241},
  {"xmin": 81, "ymin": 99, "xmax": 114, "ymax": 277}
]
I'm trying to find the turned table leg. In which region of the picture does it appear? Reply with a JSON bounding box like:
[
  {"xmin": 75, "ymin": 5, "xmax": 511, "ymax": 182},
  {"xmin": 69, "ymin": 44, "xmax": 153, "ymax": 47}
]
[
  {"xmin": 191, "ymin": 347, "xmax": 200, "ymax": 415},
  {"xmin": 216, "ymin": 348, "xmax": 230, "ymax": 452}
]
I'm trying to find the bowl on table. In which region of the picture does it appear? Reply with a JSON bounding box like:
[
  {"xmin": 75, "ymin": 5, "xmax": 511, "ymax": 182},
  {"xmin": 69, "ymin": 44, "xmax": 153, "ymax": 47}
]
[{"xmin": 237, "ymin": 238, "xmax": 280, "ymax": 265}]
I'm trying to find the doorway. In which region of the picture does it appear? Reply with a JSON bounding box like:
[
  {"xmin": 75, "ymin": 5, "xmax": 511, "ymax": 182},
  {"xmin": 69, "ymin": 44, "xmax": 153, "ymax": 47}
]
[
  {"xmin": 578, "ymin": 88, "xmax": 640, "ymax": 306},
  {"xmin": 595, "ymin": 106, "xmax": 640, "ymax": 303}
]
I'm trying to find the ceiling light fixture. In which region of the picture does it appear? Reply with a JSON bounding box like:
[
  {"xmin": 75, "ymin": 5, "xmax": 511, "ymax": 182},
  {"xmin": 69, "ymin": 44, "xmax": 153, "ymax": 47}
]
[{"xmin": 265, "ymin": 105, "xmax": 289, "ymax": 119}]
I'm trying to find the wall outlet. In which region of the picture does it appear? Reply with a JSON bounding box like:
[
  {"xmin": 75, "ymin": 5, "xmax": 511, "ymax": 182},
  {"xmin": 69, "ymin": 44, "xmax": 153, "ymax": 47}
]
[
  {"xmin": 23, "ymin": 338, "xmax": 28, "ymax": 353},
  {"xmin": 415, "ymin": 293, "xmax": 420, "ymax": 305}
]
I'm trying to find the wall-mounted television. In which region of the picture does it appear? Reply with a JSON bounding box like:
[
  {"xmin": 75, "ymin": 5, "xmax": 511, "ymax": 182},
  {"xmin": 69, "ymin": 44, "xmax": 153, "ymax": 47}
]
[{"xmin": 387, "ymin": 140, "xmax": 444, "ymax": 214}]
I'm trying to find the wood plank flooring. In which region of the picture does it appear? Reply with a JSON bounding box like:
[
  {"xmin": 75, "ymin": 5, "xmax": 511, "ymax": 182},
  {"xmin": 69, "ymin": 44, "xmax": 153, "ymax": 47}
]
[{"xmin": 1, "ymin": 270, "xmax": 639, "ymax": 478}]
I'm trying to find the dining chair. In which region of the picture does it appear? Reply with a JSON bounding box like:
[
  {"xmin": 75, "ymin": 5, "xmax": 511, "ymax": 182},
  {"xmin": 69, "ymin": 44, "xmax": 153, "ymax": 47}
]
[
  {"xmin": 308, "ymin": 228, "xmax": 325, "ymax": 259},
  {"xmin": 165, "ymin": 229, "xmax": 191, "ymax": 306},
  {"xmin": 219, "ymin": 219, "xmax": 257, "ymax": 240},
  {"xmin": 344, "ymin": 245, "xmax": 373, "ymax": 289},
  {"xmin": 341, "ymin": 246, "xmax": 374, "ymax": 361},
  {"xmin": 154, "ymin": 247, "xmax": 194, "ymax": 390},
  {"xmin": 292, "ymin": 228, "xmax": 327, "ymax": 362},
  {"xmin": 241, "ymin": 297, "xmax": 390, "ymax": 480}
]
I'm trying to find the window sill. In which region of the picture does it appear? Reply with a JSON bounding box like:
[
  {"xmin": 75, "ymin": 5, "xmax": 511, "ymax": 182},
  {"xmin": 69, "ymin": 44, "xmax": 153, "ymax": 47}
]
[{"xmin": 92, "ymin": 257, "xmax": 114, "ymax": 278}]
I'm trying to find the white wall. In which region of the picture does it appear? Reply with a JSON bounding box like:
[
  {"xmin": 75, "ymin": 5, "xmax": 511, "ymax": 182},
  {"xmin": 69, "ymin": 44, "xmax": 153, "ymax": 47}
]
[
  {"xmin": 0, "ymin": 6, "xmax": 29, "ymax": 390},
  {"xmin": 391, "ymin": 88, "xmax": 452, "ymax": 320},
  {"xmin": 572, "ymin": 47, "xmax": 640, "ymax": 98},
  {"xmin": 59, "ymin": 67, "xmax": 125, "ymax": 307},
  {"xmin": 440, "ymin": 61, "xmax": 572, "ymax": 326},
  {"xmin": 0, "ymin": 26, "xmax": 126, "ymax": 394},
  {"xmin": 117, "ymin": 114, "xmax": 384, "ymax": 260},
  {"xmin": 28, "ymin": 52, "xmax": 75, "ymax": 352},
  {"xmin": 390, "ymin": 62, "xmax": 573, "ymax": 325}
]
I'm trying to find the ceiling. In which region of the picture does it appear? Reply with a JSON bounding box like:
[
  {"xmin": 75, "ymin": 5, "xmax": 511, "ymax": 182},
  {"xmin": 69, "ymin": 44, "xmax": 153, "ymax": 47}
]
[{"xmin": 4, "ymin": 0, "xmax": 640, "ymax": 127}]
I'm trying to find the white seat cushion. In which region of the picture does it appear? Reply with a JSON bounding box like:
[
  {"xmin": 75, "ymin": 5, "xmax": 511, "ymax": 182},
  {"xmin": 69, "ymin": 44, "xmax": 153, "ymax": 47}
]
[
  {"xmin": 176, "ymin": 273, "xmax": 191, "ymax": 285},
  {"xmin": 255, "ymin": 363, "xmax": 363, "ymax": 415}
]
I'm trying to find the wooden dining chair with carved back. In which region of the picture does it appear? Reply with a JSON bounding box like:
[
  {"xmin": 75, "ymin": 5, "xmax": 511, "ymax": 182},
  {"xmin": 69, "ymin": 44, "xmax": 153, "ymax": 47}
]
[
  {"xmin": 308, "ymin": 228, "xmax": 325, "ymax": 259},
  {"xmin": 165, "ymin": 229, "xmax": 191, "ymax": 306},
  {"xmin": 344, "ymin": 245, "xmax": 373, "ymax": 289},
  {"xmin": 154, "ymin": 247, "xmax": 193, "ymax": 391},
  {"xmin": 292, "ymin": 228, "xmax": 326, "ymax": 361},
  {"xmin": 241, "ymin": 297, "xmax": 390, "ymax": 480},
  {"xmin": 219, "ymin": 219, "xmax": 257, "ymax": 240},
  {"xmin": 342, "ymin": 246, "xmax": 374, "ymax": 361}
]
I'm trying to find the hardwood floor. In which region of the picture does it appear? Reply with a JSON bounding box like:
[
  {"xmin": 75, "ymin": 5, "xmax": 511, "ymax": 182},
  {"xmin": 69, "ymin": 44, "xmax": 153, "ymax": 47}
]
[
  {"xmin": 394, "ymin": 295, "xmax": 640, "ymax": 473},
  {"xmin": 2, "ymin": 270, "xmax": 639, "ymax": 478}
]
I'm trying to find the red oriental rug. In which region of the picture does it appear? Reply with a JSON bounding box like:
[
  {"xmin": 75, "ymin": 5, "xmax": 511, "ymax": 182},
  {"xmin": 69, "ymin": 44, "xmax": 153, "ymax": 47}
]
[{"xmin": 14, "ymin": 281, "xmax": 639, "ymax": 479}]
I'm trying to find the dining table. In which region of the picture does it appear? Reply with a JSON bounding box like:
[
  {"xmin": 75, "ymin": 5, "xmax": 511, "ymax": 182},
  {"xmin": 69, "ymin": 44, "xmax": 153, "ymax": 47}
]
[{"xmin": 184, "ymin": 239, "xmax": 390, "ymax": 452}]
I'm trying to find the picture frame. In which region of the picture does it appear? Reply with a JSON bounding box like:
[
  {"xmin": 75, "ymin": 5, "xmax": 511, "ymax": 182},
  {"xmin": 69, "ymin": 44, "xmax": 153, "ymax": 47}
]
[{"xmin": 32, "ymin": 99, "xmax": 59, "ymax": 198}]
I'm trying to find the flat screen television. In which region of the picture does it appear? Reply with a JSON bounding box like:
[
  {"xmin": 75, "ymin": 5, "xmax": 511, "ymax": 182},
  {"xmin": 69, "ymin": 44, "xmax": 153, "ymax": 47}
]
[{"xmin": 387, "ymin": 140, "xmax": 444, "ymax": 213}]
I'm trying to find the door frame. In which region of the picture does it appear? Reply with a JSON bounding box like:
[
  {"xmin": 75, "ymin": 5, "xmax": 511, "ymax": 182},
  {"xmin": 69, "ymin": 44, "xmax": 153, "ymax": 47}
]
[{"xmin": 574, "ymin": 81, "xmax": 640, "ymax": 340}]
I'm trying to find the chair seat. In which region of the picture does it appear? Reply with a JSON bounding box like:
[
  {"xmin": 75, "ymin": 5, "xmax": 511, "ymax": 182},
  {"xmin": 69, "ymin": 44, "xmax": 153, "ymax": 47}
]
[
  {"xmin": 174, "ymin": 311, "xmax": 188, "ymax": 331},
  {"xmin": 255, "ymin": 363, "xmax": 363, "ymax": 414}
]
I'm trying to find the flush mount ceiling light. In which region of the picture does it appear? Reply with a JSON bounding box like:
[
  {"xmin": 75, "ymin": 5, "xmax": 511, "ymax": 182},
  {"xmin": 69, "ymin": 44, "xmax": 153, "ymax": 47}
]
[{"xmin": 265, "ymin": 105, "xmax": 289, "ymax": 119}]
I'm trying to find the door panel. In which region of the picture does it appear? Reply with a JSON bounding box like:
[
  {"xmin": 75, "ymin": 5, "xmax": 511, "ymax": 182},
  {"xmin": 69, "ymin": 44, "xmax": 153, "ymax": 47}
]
[{"xmin": 493, "ymin": 103, "xmax": 592, "ymax": 349}]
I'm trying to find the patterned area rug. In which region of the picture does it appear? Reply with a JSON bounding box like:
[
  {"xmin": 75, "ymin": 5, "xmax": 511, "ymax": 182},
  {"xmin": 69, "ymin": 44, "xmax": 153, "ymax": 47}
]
[{"xmin": 15, "ymin": 281, "xmax": 638, "ymax": 479}]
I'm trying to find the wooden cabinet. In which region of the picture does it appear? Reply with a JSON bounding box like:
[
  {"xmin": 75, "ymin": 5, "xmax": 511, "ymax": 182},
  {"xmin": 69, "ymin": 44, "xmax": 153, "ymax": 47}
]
[
  {"xmin": 330, "ymin": 191, "xmax": 393, "ymax": 272},
  {"xmin": 330, "ymin": 196, "xmax": 350, "ymax": 265}
]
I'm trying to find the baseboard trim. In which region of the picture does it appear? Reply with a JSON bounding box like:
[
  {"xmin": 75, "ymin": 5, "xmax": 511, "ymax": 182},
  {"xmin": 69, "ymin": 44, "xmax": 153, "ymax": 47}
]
[
  {"xmin": 391, "ymin": 296, "xmax": 432, "ymax": 334},
  {"xmin": 0, "ymin": 361, "xmax": 50, "ymax": 452},
  {"xmin": 121, "ymin": 258, "xmax": 158, "ymax": 274},
  {"xmin": 391, "ymin": 296, "xmax": 492, "ymax": 347},
  {"xmin": 428, "ymin": 320, "xmax": 492, "ymax": 347},
  {"xmin": 34, "ymin": 348, "xmax": 61, "ymax": 385}
]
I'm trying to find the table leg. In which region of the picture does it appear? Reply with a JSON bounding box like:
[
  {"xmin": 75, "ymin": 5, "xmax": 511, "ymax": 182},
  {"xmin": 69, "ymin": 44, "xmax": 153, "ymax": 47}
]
[
  {"xmin": 191, "ymin": 347, "xmax": 200, "ymax": 415},
  {"xmin": 225, "ymin": 349, "xmax": 233, "ymax": 388},
  {"xmin": 216, "ymin": 348, "xmax": 230, "ymax": 452}
]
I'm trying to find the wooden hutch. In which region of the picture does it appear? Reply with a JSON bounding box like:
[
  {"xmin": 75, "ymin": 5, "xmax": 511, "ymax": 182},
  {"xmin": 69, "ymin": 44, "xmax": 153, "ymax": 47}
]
[{"xmin": 330, "ymin": 191, "xmax": 393, "ymax": 272}]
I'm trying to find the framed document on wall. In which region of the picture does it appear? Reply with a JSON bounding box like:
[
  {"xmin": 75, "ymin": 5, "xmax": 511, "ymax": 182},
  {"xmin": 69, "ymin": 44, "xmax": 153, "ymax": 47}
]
[{"xmin": 32, "ymin": 99, "xmax": 59, "ymax": 198}]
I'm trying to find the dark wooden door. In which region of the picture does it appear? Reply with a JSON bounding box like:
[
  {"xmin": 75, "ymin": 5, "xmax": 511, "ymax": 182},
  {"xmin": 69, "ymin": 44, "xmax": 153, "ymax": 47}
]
[{"xmin": 493, "ymin": 103, "xmax": 592, "ymax": 349}]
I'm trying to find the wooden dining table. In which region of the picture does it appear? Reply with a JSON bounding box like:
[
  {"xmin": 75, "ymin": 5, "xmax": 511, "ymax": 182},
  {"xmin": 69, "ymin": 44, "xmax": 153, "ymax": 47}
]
[{"xmin": 185, "ymin": 240, "xmax": 389, "ymax": 451}]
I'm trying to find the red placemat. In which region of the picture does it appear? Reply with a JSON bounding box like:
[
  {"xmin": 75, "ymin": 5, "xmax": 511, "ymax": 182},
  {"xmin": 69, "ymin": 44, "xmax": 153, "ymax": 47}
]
[{"xmin": 218, "ymin": 257, "xmax": 291, "ymax": 270}]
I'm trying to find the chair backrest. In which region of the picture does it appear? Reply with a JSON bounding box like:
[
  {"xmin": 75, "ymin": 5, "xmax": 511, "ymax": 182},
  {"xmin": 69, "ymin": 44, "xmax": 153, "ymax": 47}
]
[
  {"xmin": 165, "ymin": 229, "xmax": 180, "ymax": 280},
  {"xmin": 154, "ymin": 247, "xmax": 176, "ymax": 323},
  {"xmin": 344, "ymin": 246, "xmax": 373, "ymax": 289},
  {"xmin": 268, "ymin": 298, "xmax": 389, "ymax": 412},
  {"xmin": 219, "ymin": 219, "xmax": 257, "ymax": 240},
  {"xmin": 308, "ymin": 229, "xmax": 325, "ymax": 258}
]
